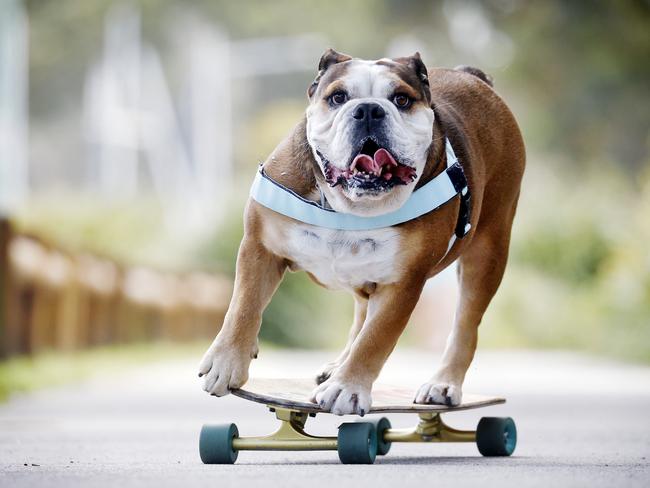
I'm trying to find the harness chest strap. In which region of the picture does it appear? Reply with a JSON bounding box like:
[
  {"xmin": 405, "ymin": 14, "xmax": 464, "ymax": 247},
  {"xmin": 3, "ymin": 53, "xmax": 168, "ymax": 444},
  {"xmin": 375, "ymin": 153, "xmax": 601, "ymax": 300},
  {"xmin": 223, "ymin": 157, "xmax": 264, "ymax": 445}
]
[{"xmin": 249, "ymin": 138, "xmax": 471, "ymax": 244}]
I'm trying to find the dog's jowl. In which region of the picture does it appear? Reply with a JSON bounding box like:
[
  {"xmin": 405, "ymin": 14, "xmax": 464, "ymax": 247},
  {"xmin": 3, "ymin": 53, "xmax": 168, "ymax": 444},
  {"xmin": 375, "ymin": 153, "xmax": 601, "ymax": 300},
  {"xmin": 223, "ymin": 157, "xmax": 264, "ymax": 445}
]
[{"xmin": 199, "ymin": 49, "xmax": 525, "ymax": 415}]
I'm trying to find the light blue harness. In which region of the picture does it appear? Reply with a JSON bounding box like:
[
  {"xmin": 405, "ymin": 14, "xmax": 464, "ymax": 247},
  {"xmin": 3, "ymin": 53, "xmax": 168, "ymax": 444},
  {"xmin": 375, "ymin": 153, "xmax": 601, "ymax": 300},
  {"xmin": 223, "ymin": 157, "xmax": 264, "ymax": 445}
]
[{"xmin": 250, "ymin": 137, "xmax": 471, "ymax": 239}]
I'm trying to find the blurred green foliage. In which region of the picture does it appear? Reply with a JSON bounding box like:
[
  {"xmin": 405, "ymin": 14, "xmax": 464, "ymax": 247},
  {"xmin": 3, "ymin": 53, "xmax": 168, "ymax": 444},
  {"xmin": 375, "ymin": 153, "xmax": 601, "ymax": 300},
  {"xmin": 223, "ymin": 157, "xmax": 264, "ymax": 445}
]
[
  {"xmin": 25, "ymin": 0, "xmax": 650, "ymax": 171},
  {"xmin": 482, "ymin": 164, "xmax": 650, "ymax": 362},
  {"xmin": 15, "ymin": 196, "xmax": 199, "ymax": 272},
  {"xmin": 518, "ymin": 223, "xmax": 610, "ymax": 285}
]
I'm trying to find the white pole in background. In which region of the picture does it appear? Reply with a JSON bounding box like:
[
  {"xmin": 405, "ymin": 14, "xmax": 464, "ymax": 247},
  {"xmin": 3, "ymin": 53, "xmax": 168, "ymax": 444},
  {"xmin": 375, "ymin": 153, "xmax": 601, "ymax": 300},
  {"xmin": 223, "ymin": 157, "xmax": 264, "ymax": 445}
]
[
  {"xmin": 0, "ymin": 0, "xmax": 29, "ymax": 215},
  {"xmin": 185, "ymin": 22, "xmax": 232, "ymax": 221},
  {"xmin": 83, "ymin": 4, "xmax": 142, "ymax": 200}
]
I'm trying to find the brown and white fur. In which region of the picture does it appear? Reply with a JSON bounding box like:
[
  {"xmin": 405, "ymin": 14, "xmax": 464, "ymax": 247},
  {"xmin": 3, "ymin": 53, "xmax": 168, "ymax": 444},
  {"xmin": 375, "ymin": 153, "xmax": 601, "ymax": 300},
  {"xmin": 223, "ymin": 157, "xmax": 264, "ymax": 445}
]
[{"xmin": 199, "ymin": 49, "xmax": 525, "ymax": 415}]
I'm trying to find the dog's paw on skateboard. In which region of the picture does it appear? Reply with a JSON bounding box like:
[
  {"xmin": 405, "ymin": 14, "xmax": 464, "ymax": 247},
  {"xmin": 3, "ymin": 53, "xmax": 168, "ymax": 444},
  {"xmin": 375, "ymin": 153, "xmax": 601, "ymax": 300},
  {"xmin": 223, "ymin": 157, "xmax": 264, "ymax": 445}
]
[
  {"xmin": 198, "ymin": 341, "xmax": 254, "ymax": 397},
  {"xmin": 310, "ymin": 378, "xmax": 371, "ymax": 416},
  {"xmin": 414, "ymin": 381, "xmax": 462, "ymax": 407}
]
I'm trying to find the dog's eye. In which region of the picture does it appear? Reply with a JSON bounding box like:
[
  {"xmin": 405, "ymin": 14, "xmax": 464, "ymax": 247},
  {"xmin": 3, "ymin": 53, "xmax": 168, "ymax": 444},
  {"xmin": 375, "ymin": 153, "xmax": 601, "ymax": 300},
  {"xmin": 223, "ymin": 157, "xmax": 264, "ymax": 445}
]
[
  {"xmin": 393, "ymin": 94, "xmax": 412, "ymax": 109},
  {"xmin": 329, "ymin": 91, "xmax": 348, "ymax": 106}
]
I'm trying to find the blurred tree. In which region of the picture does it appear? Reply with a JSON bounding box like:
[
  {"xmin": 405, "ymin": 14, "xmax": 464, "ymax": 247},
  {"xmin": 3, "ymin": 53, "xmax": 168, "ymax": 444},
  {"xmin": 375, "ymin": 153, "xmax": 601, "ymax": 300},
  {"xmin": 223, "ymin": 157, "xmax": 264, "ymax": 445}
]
[
  {"xmin": 496, "ymin": 0, "xmax": 650, "ymax": 170},
  {"xmin": 25, "ymin": 0, "xmax": 649, "ymax": 170}
]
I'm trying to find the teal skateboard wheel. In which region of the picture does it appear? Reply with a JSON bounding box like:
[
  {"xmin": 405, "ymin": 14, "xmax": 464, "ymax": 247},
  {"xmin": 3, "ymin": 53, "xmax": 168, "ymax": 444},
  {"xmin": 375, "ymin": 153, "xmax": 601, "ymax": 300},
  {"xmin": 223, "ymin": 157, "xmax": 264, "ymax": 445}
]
[
  {"xmin": 367, "ymin": 417, "xmax": 392, "ymax": 455},
  {"xmin": 199, "ymin": 423, "xmax": 239, "ymax": 464},
  {"xmin": 337, "ymin": 422, "xmax": 378, "ymax": 464},
  {"xmin": 476, "ymin": 417, "xmax": 517, "ymax": 456}
]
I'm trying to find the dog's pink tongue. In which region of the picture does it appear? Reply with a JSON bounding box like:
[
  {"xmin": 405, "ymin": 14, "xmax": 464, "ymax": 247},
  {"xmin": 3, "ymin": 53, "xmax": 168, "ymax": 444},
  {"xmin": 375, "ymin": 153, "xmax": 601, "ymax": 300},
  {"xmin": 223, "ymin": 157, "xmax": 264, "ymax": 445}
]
[
  {"xmin": 374, "ymin": 148, "xmax": 397, "ymax": 168},
  {"xmin": 352, "ymin": 154, "xmax": 378, "ymax": 174}
]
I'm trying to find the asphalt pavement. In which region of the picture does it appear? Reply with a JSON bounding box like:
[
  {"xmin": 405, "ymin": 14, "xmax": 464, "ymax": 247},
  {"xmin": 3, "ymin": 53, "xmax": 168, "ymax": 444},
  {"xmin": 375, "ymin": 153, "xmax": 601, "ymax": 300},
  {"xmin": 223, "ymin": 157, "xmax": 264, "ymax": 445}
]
[{"xmin": 1, "ymin": 349, "xmax": 649, "ymax": 487}]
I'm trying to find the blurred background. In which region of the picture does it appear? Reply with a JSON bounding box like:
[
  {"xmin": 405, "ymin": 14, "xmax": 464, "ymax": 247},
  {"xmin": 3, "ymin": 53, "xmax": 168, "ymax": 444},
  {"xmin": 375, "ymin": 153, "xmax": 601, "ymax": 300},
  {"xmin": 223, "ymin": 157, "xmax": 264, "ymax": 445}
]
[{"xmin": 1, "ymin": 0, "xmax": 649, "ymax": 400}]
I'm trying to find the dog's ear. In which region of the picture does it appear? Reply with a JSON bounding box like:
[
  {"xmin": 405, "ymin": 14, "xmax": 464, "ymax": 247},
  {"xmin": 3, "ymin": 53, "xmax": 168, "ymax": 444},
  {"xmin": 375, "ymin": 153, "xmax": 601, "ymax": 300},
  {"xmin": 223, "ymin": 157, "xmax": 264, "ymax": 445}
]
[
  {"xmin": 318, "ymin": 48, "xmax": 352, "ymax": 71},
  {"xmin": 409, "ymin": 52, "xmax": 430, "ymax": 90},
  {"xmin": 308, "ymin": 48, "xmax": 352, "ymax": 99},
  {"xmin": 395, "ymin": 52, "xmax": 431, "ymax": 105}
]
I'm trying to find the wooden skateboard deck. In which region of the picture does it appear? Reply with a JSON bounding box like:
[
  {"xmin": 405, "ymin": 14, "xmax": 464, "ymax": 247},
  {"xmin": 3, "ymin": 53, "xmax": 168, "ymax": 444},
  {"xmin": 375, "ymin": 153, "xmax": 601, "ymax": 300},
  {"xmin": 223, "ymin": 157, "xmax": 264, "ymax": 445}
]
[{"xmin": 232, "ymin": 377, "xmax": 505, "ymax": 414}]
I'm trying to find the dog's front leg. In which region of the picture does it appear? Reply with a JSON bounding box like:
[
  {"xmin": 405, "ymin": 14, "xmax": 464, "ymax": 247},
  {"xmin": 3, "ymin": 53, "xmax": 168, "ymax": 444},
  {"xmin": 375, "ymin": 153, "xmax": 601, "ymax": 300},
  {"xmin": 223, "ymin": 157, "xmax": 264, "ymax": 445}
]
[
  {"xmin": 315, "ymin": 295, "xmax": 368, "ymax": 384},
  {"xmin": 311, "ymin": 277, "xmax": 425, "ymax": 415},
  {"xmin": 199, "ymin": 234, "xmax": 286, "ymax": 396}
]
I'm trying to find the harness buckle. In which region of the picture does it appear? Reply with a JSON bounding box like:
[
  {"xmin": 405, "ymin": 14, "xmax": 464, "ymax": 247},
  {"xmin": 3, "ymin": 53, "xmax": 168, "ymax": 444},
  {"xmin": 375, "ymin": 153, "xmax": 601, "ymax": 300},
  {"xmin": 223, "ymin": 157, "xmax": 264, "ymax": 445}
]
[
  {"xmin": 446, "ymin": 163, "xmax": 472, "ymax": 238},
  {"xmin": 456, "ymin": 190, "xmax": 471, "ymax": 238}
]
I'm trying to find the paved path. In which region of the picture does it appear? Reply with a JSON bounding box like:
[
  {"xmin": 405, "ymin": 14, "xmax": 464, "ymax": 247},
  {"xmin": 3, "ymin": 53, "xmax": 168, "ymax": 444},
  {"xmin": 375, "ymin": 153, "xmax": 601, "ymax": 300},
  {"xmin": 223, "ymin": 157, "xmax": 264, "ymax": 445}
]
[{"xmin": 1, "ymin": 349, "xmax": 649, "ymax": 487}]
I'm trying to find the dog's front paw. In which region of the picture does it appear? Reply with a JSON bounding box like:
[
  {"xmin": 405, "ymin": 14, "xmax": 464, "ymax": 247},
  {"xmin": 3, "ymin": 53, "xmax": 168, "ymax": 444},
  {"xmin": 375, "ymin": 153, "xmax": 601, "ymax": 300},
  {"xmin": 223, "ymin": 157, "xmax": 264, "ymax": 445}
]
[
  {"xmin": 414, "ymin": 380, "xmax": 462, "ymax": 407},
  {"xmin": 198, "ymin": 340, "xmax": 255, "ymax": 396},
  {"xmin": 310, "ymin": 377, "xmax": 372, "ymax": 416}
]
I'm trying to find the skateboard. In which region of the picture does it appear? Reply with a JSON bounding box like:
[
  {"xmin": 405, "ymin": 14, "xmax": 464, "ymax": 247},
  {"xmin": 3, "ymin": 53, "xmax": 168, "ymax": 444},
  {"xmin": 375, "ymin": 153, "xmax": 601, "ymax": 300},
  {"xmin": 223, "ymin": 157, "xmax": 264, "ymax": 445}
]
[{"xmin": 199, "ymin": 378, "xmax": 517, "ymax": 464}]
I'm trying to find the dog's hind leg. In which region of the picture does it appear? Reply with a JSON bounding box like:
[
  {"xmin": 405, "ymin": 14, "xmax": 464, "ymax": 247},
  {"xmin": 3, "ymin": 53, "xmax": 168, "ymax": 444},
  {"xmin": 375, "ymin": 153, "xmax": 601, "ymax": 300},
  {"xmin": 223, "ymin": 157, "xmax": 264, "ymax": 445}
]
[
  {"xmin": 315, "ymin": 295, "xmax": 368, "ymax": 384},
  {"xmin": 415, "ymin": 200, "xmax": 519, "ymax": 406}
]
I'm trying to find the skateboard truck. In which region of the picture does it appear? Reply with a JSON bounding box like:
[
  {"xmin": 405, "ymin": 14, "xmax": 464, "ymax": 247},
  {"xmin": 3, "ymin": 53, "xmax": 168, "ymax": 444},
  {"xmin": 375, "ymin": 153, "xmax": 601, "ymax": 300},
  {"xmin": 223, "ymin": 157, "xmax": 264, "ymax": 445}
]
[
  {"xmin": 230, "ymin": 408, "xmax": 338, "ymax": 451},
  {"xmin": 384, "ymin": 412, "xmax": 475, "ymax": 443}
]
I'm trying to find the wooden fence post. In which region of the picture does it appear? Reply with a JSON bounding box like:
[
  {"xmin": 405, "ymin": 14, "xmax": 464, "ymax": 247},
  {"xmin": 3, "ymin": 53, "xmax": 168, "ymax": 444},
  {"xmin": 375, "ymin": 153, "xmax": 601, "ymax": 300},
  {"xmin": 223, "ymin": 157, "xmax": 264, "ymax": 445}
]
[{"xmin": 0, "ymin": 218, "xmax": 10, "ymax": 359}]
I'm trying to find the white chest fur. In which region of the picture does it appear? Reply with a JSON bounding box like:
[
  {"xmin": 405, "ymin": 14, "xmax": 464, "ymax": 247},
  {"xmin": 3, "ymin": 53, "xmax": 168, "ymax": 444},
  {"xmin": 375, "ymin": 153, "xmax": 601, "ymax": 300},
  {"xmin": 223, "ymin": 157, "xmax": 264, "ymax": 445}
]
[{"xmin": 283, "ymin": 224, "xmax": 402, "ymax": 290}]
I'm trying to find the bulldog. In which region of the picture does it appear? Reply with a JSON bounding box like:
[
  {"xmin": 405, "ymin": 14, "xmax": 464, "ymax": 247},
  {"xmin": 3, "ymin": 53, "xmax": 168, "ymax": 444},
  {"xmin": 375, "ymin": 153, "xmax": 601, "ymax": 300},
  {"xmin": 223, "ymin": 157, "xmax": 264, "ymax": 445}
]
[{"xmin": 199, "ymin": 49, "xmax": 525, "ymax": 415}]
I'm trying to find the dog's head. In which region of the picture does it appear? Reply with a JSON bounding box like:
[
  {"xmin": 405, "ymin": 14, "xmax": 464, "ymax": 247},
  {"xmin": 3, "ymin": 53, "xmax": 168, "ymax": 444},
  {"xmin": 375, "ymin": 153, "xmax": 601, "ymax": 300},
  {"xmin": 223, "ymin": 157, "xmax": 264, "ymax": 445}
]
[{"xmin": 305, "ymin": 49, "xmax": 434, "ymax": 216}]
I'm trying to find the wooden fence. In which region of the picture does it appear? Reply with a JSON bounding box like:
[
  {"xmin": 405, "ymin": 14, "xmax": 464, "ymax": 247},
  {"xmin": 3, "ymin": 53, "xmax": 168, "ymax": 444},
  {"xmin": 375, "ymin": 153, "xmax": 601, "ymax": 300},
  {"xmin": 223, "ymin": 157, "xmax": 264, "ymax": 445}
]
[{"xmin": 0, "ymin": 218, "xmax": 231, "ymax": 358}]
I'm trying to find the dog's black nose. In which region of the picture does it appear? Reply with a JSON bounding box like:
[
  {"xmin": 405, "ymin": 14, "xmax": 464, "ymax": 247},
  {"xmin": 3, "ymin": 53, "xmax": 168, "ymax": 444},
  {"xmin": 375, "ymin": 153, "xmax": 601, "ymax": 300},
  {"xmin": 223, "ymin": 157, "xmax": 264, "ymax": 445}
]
[{"xmin": 352, "ymin": 103, "xmax": 386, "ymax": 122}]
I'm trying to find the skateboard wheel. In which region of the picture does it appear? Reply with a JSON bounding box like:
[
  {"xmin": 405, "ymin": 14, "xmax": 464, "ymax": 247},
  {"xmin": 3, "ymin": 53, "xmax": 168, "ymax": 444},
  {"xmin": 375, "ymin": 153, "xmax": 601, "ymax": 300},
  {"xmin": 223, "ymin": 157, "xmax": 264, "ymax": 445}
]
[
  {"xmin": 199, "ymin": 423, "xmax": 239, "ymax": 464},
  {"xmin": 337, "ymin": 422, "xmax": 378, "ymax": 464},
  {"xmin": 476, "ymin": 417, "xmax": 517, "ymax": 456},
  {"xmin": 366, "ymin": 417, "xmax": 392, "ymax": 455}
]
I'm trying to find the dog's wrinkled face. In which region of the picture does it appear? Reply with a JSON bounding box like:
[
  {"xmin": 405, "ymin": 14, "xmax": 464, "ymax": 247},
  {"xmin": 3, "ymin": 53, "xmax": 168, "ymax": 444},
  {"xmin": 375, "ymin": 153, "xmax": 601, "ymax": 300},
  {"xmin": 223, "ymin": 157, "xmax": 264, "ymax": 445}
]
[{"xmin": 306, "ymin": 49, "xmax": 434, "ymax": 216}]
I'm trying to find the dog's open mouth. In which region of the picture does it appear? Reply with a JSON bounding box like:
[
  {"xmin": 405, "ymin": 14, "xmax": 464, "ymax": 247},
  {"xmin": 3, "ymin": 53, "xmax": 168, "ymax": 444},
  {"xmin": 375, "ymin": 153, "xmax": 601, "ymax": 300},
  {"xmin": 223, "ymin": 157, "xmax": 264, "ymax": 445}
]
[{"xmin": 324, "ymin": 138, "xmax": 417, "ymax": 191}]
